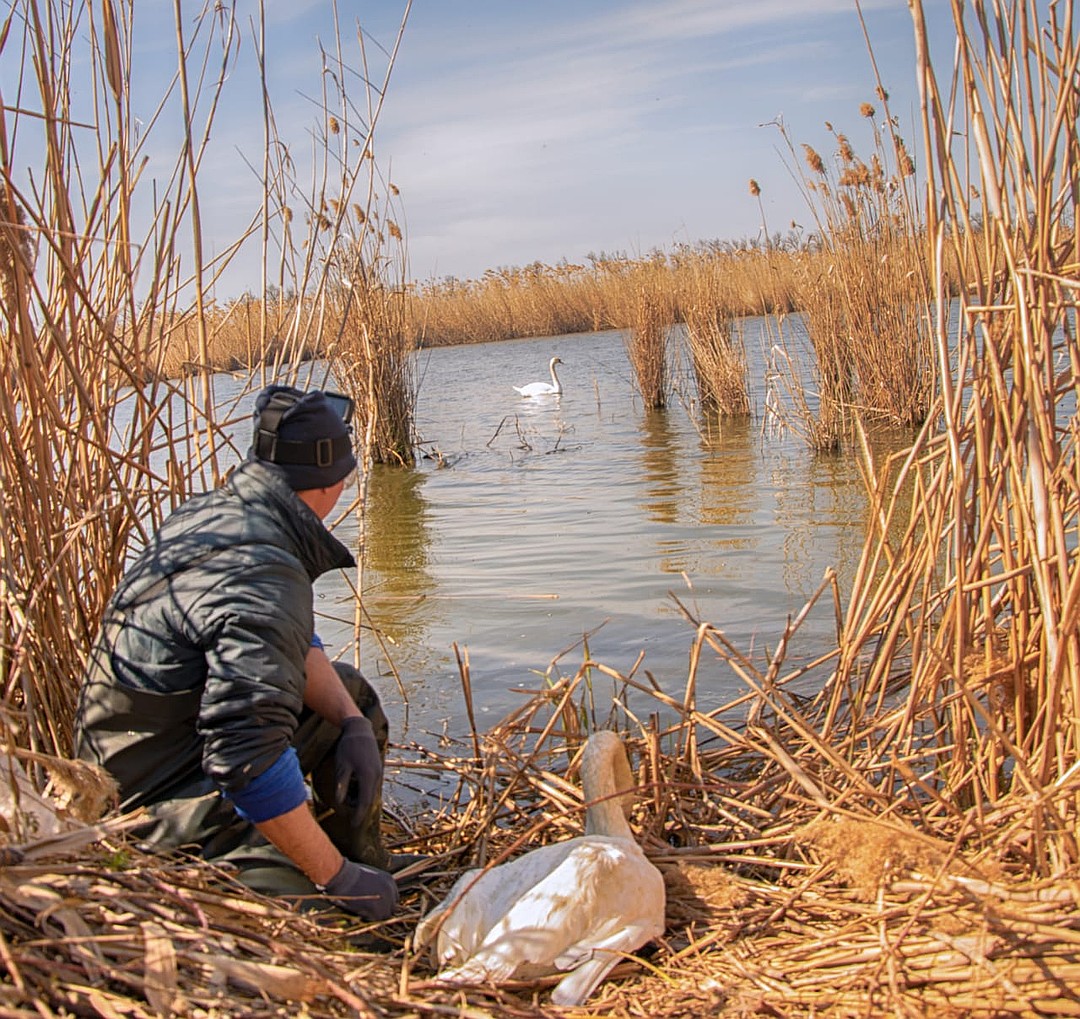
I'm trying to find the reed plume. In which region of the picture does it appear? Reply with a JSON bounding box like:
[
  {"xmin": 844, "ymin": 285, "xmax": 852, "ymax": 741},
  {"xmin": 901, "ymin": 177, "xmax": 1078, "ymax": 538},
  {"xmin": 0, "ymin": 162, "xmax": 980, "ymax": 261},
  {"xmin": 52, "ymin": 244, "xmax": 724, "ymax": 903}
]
[{"xmin": 768, "ymin": 90, "xmax": 936, "ymax": 449}]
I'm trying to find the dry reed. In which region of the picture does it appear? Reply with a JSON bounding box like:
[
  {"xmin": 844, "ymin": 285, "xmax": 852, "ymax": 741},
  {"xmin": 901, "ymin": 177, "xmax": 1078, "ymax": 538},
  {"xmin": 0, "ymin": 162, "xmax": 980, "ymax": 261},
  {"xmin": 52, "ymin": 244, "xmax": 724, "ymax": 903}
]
[
  {"xmin": 625, "ymin": 276, "xmax": 674, "ymax": 409},
  {"xmin": 0, "ymin": 0, "xmax": 412, "ymax": 760},
  {"xmin": 765, "ymin": 67, "xmax": 937, "ymax": 449},
  {"xmin": 3, "ymin": 621, "xmax": 1079, "ymax": 1016},
  {"xmin": 3, "ymin": 1, "xmax": 1079, "ymax": 1016},
  {"xmin": 1, "ymin": 1, "xmax": 249, "ymax": 762},
  {"xmin": 676, "ymin": 254, "xmax": 751, "ymax": 418}
]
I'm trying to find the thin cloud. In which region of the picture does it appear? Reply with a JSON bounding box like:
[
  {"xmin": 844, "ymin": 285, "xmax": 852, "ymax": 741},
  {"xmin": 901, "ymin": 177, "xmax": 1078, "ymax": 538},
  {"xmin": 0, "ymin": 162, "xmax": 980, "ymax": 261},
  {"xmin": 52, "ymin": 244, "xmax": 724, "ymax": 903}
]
[{"xmin": 126, "ymin": 0, "xmax": 943, "ymax": 289}]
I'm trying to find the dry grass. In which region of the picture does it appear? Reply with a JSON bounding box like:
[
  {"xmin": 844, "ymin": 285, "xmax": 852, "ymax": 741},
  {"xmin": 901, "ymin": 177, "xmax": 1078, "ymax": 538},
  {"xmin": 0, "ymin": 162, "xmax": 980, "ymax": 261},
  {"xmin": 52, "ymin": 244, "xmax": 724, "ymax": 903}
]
[
  {"xmin": 3, "ymin": 634, "xmax": 1079, "ymax": 1017},
  {"xmin": 2, "ymin": 0, "xmax": 1079, "ymax": 1016},
  {"xmin": 624, "ymin": 280, "xmax": 673, "ymax": 409}
]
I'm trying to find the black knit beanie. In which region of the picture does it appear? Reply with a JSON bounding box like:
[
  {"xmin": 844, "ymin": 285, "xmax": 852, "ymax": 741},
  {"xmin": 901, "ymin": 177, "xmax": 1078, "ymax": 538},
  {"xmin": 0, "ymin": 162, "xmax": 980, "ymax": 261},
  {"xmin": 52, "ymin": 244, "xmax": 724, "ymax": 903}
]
[{"xmin": 250, "ymin": 385, "xmax": 357, "ymax": 491}]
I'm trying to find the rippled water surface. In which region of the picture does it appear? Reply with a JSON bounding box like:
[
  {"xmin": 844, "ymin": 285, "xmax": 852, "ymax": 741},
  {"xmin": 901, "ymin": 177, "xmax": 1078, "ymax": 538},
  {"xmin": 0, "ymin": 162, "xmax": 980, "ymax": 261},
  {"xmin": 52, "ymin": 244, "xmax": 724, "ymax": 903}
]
[{"xmin": 320, "ymin": 325, "xmax": 894, "ymax": 738}]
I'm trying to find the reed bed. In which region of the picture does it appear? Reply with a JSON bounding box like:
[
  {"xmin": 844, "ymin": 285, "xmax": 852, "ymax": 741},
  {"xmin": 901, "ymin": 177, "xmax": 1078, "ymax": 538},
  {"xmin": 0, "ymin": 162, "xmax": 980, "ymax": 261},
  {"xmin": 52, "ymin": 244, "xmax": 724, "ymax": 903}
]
[
  {"xmin": 1, "ymin": 2, "xmax": 248, "ymax": 762},
  {"xmin": 3, "ymin": 1, "xmax": 1080, "ymax": 1016},
  {"xmin": 624, "ymin": 278, "xmax": 674, "ymax": 410},
  {"xmin": 0, "ymin": 0, "xmax": 414, "ymax": 760},
  {"xmin": 3, "ymin": 624, "xmax": 1079, "ymax": 1017},
  {"xmin": 319, "ymin": 151, "xmax": 416, "ymax": 467},
  {"xmin": 405, "ymin": 247, "xmax": 802, "ymax": 352},
  {"xmin": 175, "ymin": 245, "xmax": 798, "ymax": 376},
  {"xmin": 676, "ymin": 256, "xmax": 751, "ymax": 418},
  {"xmin": 826, "ymin": 0, "xmax": 1080, "ymax": 861},
  {"xmin": 765, "ymin": 93, "xmax": 935, "ymax": 450}
]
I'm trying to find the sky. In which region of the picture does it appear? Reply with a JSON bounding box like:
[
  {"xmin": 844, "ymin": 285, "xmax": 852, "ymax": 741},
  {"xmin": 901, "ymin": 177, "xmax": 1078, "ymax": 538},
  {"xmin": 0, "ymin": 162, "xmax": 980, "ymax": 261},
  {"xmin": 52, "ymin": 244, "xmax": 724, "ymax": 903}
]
[
  {"xmin": 6, "ymin": 1, "xmax": 960, "ymax": 295},
  {"xmin": 362, "ymin": 0, "xmax": 948, "ymax": 284}
]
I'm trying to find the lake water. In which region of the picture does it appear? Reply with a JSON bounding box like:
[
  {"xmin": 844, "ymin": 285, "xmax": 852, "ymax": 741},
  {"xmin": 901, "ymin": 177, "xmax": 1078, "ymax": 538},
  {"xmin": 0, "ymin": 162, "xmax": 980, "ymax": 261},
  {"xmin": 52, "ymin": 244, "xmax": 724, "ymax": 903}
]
[{"xmin": 318, "ymin": 322, "xmax": 906, "ymax": 741}]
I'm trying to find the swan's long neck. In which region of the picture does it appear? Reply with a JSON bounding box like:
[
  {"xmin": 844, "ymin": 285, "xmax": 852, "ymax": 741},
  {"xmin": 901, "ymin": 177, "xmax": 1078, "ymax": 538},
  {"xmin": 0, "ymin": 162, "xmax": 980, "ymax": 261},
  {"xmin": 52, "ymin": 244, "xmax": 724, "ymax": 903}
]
[
  {"xmin": 549, "ymin": 360, "xmax": 561, "ymax": 389},
  {"xmin": 581, "ymin": 733, "xmax": 635, "ymax": 839}
]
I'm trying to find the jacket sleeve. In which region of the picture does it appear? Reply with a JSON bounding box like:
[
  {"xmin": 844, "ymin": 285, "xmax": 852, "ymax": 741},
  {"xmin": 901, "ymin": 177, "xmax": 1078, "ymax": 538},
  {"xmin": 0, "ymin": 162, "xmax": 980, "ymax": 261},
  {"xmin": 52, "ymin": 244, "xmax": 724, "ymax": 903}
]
[{"xmin": 194, "ymin": 558, "xmax": 313, "ymax": 794}]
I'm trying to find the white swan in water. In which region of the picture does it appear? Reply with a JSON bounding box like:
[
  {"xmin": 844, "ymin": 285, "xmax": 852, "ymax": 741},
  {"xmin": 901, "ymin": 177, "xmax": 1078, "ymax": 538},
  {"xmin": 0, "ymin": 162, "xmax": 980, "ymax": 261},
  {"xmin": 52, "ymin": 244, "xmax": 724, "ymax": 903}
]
[
  {"xmin": 416, "ymin": 730, "xmax": 665, "ymax": 1007},
  {"xmin": 513, "ymin": 356, "xmax": 563, "ymax": 397}
]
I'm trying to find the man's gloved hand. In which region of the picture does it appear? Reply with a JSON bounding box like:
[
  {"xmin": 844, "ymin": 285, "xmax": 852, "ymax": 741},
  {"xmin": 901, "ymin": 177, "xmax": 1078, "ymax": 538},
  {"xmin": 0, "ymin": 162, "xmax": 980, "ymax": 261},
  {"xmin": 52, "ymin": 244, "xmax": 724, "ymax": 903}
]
[
  {"xmin": 321, "ymin": 858, "xmax": 399, "ymax": 920},
  {"xmin": 334, "ymin": 714, "xmax": 382, "ymax": 824}
]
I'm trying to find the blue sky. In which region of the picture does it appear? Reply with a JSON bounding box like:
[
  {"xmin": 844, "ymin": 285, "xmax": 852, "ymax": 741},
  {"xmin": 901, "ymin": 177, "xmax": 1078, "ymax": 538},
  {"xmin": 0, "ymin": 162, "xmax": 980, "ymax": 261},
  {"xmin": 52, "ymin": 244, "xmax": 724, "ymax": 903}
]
[
  {"xmin": 6, "ymin": 2, "xmax": 958, "ymax": 294},
  {"xmin": 367, "ymin": 0, "xmax": 944, "ymax": 284}
]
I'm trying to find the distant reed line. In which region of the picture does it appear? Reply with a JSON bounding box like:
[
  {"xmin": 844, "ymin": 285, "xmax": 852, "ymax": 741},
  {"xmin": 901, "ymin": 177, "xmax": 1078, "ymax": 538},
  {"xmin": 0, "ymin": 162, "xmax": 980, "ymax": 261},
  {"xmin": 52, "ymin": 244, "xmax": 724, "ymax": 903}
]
[{"xmin": 158, "ymin": 237, "xmax": 957, "ymax": 362}]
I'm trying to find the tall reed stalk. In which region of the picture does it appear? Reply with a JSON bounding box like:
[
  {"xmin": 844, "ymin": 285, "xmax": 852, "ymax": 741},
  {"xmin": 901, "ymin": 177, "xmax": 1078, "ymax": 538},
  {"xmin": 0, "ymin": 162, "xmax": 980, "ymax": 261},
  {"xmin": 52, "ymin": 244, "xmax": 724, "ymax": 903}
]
[
  {"xmin": 289, "ymin": 16, "xmax": 416, "ymax": 469},
  {"xmin": 816, "ymin": 0, "xmax": 1080, "ymax": 874},
  {"xmin": 0, "ymin": 1, "xmax": 410, "ymax": 760}
]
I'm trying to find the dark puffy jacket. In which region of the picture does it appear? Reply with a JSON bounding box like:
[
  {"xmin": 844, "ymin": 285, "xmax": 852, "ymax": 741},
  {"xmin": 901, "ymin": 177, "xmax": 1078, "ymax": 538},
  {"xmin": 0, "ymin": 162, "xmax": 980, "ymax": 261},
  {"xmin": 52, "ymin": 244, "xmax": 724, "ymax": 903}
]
[{"xmin": 75, "ymin": 459, "xmax": 354, "ymax": 810}]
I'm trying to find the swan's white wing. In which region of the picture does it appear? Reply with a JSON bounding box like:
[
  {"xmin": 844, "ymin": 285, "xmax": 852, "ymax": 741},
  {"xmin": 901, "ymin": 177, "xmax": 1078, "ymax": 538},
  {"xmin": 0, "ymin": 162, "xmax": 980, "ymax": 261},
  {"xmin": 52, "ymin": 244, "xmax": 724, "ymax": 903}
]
[
  {"xmin": 549, "ymin": 919, "xmax": 661, "ymax": 1007},
  {"xmin": 547, "ymin": 846, "xmax": 665, "ymax": 1005},
  {"xmin": 431, "ymin": 837, "xmax": 665, "ymax": 1000},
  {"xmin": 419, "ymin": 842, "xmax": 578, "ymax": 966},
  {"xmin": 414, "ymin": 866, "xmax": 482, "ymax": 959},
  {"xmin": 513, "ymin": 381, "xmax": 556, "ymax": 397}
]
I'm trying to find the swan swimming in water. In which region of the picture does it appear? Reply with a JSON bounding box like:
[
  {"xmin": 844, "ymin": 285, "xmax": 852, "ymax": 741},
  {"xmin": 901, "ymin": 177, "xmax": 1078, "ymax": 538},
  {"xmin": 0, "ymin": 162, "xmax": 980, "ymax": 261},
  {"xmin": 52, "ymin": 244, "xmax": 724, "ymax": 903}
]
[
  {"xmin": 513, "ymin": 356, "xmax": 563, "ymax": 397},
  {"xmin": 415, "ymin": 730, "xmax": 666, "ymax": 1006}
]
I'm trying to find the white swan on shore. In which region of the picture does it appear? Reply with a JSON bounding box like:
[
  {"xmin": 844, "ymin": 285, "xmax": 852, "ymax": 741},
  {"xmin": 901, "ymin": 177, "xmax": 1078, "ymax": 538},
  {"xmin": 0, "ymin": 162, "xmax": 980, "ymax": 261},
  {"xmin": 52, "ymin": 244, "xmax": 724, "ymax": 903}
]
[
  {"xmin": 415, "ymin": 730, "xmax": 665, "ymax": 1007},
  {"xmin": 513, "ymin": 356, "xmax": 563, "ymax": 397}
]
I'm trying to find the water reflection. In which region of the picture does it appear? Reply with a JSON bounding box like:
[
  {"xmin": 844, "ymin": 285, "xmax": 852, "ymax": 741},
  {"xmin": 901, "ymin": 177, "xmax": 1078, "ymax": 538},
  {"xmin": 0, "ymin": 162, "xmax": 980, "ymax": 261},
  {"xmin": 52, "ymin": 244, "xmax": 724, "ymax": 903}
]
[
  {"xmin": 769, "ymin": 449, "xmax": 834, "ymax": 596},
  {"xmin": 359, "ymin": 464, "xmax": 435, "ymax": 648},
  {"xmin": 332, "ymin": 326, "xmax": 915, "ymax": 729},
  {"xmin": 697, "ymin": 418, "xmax": 758, "ymax": 536},
  {"xmin": 638, "ymin": 408, "xmax": 681, "ymax": 526}
]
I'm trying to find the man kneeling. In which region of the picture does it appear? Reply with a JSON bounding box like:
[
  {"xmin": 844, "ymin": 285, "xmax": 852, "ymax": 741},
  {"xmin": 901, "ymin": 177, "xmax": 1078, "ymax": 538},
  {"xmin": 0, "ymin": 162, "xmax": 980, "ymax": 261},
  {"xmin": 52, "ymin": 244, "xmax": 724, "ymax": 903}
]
[{"xmin": 76, "ymin": 386, "xmax": 400, "ymax": 920}]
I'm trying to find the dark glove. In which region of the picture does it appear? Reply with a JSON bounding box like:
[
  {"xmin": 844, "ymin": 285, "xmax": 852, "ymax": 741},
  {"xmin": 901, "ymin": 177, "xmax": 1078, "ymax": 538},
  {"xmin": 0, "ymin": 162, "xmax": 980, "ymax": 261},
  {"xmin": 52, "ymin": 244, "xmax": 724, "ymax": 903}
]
[
  {"xmin": 321, "ymin": 858, "xmax": 399, "ymax": 920},
  {"xmin": 333, "ymin": 714, "xmax": 382, "ymax": 824}
]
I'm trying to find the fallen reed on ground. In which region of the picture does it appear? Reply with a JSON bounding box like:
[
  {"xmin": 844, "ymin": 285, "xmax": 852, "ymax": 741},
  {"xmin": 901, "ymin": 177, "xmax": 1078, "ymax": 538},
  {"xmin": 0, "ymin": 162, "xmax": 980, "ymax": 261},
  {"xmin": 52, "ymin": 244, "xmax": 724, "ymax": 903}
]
[{"xmin": 3, "ymin": 621, "xmax": 1079, "ymax": 1017}]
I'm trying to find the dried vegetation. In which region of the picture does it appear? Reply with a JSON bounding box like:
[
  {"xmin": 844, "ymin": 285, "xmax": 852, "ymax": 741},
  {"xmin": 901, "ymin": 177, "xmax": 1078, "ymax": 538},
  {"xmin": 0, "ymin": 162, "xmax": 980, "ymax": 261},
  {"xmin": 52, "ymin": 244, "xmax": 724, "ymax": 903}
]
[{"xmin": 3, "ymin": 0, "xmax": 1080, "ymax": 1016}]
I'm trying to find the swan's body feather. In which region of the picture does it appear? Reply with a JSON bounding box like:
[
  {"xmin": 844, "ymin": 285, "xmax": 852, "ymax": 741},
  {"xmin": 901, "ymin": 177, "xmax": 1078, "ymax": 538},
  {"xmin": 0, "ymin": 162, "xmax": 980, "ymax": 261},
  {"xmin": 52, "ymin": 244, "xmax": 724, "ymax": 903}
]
[
  {"xmin": 416, "ymin": 731, "xmax": 665, "ymax": 1006},
  {"xmin": 513, "ymin": 356, "xmax": 563, "ymax": 397}
]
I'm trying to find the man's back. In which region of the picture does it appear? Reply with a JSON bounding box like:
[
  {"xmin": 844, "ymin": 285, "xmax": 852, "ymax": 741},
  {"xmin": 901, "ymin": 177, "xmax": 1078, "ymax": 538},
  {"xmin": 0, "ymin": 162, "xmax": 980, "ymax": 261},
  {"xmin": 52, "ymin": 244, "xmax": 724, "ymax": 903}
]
[{"xmin": 75, "ymin": 459, "xmax": 350, "ymax": 809}]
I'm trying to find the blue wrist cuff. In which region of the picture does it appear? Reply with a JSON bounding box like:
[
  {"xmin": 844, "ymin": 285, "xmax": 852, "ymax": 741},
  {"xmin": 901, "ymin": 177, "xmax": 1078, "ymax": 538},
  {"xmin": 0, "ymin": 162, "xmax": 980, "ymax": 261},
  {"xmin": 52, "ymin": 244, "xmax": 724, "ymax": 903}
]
[
  {"xmin": 229, "ymin": 746, "xmax": 309, "ymax": 823},
  {"xmin": 310, "ymin": 632, "xmax": 324, "ymax": 651}
]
